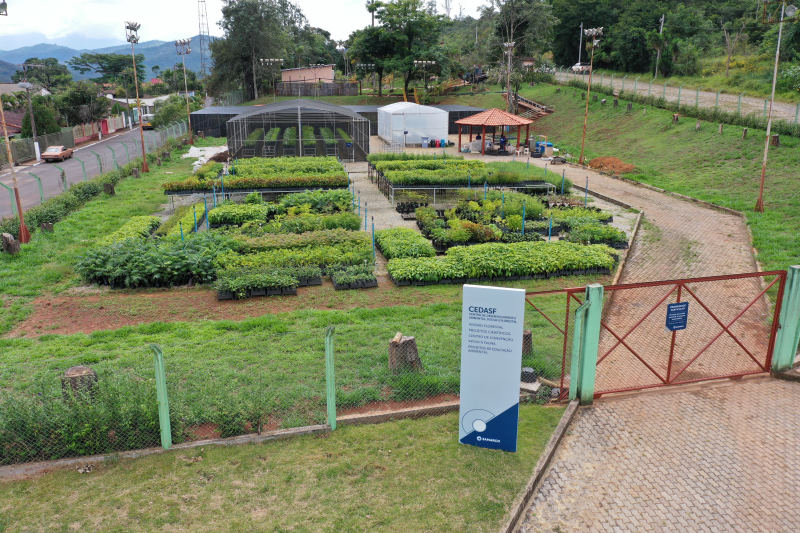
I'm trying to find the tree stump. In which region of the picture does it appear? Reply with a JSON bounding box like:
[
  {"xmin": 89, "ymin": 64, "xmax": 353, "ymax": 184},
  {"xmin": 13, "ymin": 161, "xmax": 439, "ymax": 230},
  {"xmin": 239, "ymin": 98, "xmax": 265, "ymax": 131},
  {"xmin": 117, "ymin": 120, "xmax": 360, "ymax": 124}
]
[
  {"xmin": 162, "ymin": 151, "xmax": 171, "ymax": 161},
  {"xmin": 695, "ymin": 119, "xmax": 701, "ymax": 131},
  {"xmin": 742, "ymin": 128, "xmax": 748, "ymax": 139},
  {"xmin": 156, "ymin": 158, "xmax": 162, "ymax": 166},
  {"xmin": 61, "ymin": 366, "xmax": 98, "ymax": 401},
  {"xmin": 131, "ymin": 168, "xmax": 140, "ymax": 178},
  {"xmin": 672, "ymin": 113, "xmax": 679, "ymax": 125},
  {"xmin": 626, "ymin": 103, "xmax": 633, "ymax": 112},
  {"xmin": 592, "ymin": 94, "xmax": 598, "ymax": 102},
  {"xmin": 1, "ymin": 233, "xmax": 20, "ymax": 255},
  {"xmin": 718, "ymin": 123, "xmax": 724, "ymax": 135},
  {"xmin": 522, "ymin": 329, "xmax": 532, "ymax": 357},
  {"xmin": 388, "ymin": 332, "xmax": 423, "ymax": 373},
  {"xmin": 40, "ymin": 222, "xmax": 54, "ymax": 232},
  {"xmin": 600, "ymin": 98, "xmax": 607, "ymax": 105},
  {"xmin": 103, "ymin": 183, "xmax": 115, "ymax": 196},
  {"xmin": 613, "ymin": 98, "xmax": 619, "ymax": 107},
  {"xmin": 771, "ymin": 134, "xmax": 780, "ymax": 147}
]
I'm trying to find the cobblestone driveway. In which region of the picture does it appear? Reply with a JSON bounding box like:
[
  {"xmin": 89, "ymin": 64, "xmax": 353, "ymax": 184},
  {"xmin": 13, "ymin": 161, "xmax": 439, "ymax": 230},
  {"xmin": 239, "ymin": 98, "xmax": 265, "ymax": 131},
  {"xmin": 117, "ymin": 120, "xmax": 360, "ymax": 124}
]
[{"xmin": 518, "ymin": 378, "xmax": 800, "ymax": 532}]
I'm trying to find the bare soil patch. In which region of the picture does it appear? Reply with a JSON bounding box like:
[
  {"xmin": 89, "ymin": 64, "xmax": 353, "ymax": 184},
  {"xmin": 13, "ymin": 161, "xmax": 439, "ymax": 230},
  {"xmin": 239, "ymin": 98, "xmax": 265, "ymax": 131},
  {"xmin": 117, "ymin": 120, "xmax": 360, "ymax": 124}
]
[{"xmin": 588, "ymin": 156, "xmax": 636, "ymax": 174}]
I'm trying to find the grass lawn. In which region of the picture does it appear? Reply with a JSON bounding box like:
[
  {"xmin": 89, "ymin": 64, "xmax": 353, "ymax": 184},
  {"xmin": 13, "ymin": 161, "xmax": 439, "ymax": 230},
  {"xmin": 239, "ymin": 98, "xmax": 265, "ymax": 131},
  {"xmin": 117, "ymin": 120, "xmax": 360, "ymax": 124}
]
[
  {"xmin": 0, "ymin": 146, "xmax": 200, "ymax": 335},
  {"xmin": 0, "ymin": 404, "xmax": 564, "ymax": 532},
  {"xmin": 517, "ymin": 83, "xmax": 800, "ymax": 271}
]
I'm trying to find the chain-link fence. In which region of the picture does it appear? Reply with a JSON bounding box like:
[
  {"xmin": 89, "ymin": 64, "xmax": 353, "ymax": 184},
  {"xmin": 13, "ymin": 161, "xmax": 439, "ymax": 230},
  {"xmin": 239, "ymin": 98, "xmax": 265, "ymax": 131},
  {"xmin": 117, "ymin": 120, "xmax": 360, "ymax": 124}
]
[{"xmin": 0, "ymin": 129, "xmax": 75, "ymax": 167}]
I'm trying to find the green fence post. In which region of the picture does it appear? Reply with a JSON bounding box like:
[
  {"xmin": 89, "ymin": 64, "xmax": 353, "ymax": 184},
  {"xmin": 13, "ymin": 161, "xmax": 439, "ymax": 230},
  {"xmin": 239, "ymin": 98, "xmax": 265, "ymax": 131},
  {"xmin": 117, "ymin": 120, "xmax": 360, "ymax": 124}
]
[
  {"xmin": 763, "ymin": 99, "xmax": 768, "ymax": 119},
  {"xmin": 570, "ymin": 284, "xmax": 604, "ymax": 405},
  {"xmin": 621, "ymin": 75, "xmax": 626, "ymax": 94},
  {"xmin": 737, "ymin": 93, "xmax": 742, "ymax": 116},
  {"xmin": 772, "ymin": 266, "xmax": 800, "ymax": 373},
  {"xmin": 677, "ymin": 85, "xmax": 682, "ymax": 107},
  {"xmin": 568, "ymin": 301, "xmax": 589, "ymax": 402},
  {"xmin": 52, "ymin": 164, "xmax": 68, "ymax": 192},
  {"xmin": 27, "ymin": 172, "xmax": 44, "ymax": 202},
  {"xmin": 75, "ymin": 156, "xmax": 88, "ymax": 181},
  {"xmin": 715, "ymin": 91, "xmax": 720, "ymax": 109},
  {"xmin": 151, "ymin": 344, "xmax": 172, "ymax": 449},
  {"xmin": 634, "ymin": 77, "xmax": 638, "ymax": 94},
  {"xmin": 648, "ymin": 79, "xmax": 652, "ymax": 97},
  {"xmin": 107, "ymin": 145, "xmax": 119, "ymax": 170},
  {"xmin": 325, "ymin": 326, "xmax": 337, "ymax": 430},
  {"xmin": 600, "ymin": 72, "xmax": 604, "ymax": 87},
  {"xmin": 695, "ymin": 87, "xmax": 699, "ymax": 108},
  {"xmin": 0, "ymin": 182, "xmax": 17, "ymax": 216},
  {"xmin": 663, "ymin": 82, "xmax": 667, "ymax": 99},
  {"xmin": 795, "ymin": 103, "xmax": 799, "ymax": 124},
  {"xmin": 89, "ymin": 149, "xmax": 102, "ymax": 173}
]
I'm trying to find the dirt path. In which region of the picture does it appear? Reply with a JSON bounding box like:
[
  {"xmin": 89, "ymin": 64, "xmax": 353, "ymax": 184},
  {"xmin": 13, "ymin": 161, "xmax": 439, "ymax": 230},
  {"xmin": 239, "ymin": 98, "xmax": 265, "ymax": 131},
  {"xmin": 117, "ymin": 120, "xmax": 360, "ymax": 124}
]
[{"xmin": 556, "ymin": 71, "xmax": 799, "ymax": 123}]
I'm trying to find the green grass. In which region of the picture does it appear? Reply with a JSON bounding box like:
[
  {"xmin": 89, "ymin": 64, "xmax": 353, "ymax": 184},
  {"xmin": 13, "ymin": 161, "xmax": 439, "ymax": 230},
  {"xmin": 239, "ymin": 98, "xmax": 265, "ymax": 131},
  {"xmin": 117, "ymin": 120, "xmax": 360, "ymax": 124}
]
[
  {"xmin": 0, "ymin": 404, "xmax": 564, "ymax": 532},
  {"xmin": 191, "ymin": 136, "xmax": 227, "ymax": 147},
  {"xmin": 0, "ymin": 292, "xmax": 575, "ymax": 433},
  {"xmin": 518, "ymin": 83, "xmax": 800, "ymax": 271},
  {"xmin": 0, "ymin": 149, "xmax": 197, "ymax": 334}
]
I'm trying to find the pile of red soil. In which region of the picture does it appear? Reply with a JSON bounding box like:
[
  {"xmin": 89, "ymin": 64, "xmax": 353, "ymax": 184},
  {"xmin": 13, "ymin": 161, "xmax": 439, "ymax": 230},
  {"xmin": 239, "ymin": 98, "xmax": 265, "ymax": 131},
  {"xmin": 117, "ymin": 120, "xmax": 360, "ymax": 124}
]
[{"xmin": 588, "ymin": 156, "xmax": 636, "ymax": 174}]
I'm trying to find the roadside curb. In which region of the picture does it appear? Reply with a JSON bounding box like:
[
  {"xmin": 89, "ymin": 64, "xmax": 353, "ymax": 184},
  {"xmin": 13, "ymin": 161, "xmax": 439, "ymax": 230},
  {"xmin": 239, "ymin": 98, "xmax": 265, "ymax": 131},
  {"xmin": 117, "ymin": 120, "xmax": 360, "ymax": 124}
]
[{"xmin": 501, "ymin": 399, "xmax": 580, "ymax": 533}]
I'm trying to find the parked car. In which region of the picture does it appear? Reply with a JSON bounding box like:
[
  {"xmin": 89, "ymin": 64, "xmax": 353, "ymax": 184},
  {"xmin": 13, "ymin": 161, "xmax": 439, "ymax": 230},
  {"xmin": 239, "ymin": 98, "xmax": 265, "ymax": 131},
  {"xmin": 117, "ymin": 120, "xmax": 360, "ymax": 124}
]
[
  {"xmin": 41, "ymin": 145, "xmax": 74, "ymax": 162},
  {"xmin": 571, "ymin": 63, "xmax": 591, "ymax": 74}
]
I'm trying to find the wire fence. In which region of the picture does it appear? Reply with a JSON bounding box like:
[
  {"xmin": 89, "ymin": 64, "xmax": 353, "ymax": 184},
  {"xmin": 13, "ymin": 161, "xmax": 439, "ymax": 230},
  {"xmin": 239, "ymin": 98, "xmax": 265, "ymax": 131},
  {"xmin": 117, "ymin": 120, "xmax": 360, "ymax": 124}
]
[
  {"xmin": 0, "ymin": 306, "xmax": 562, "ymax": 467},
  {"xmin": 0, "ymin": 121, "xmax": 189, "ymax": 221}
]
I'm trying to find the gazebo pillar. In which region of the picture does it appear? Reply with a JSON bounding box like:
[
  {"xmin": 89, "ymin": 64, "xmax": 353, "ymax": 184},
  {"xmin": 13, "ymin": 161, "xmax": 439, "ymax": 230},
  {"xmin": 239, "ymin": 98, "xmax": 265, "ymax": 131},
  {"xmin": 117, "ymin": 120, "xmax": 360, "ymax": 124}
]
[
  {"xmin": 469, "ymin": 126, "xmax": 473, "ymax": 142},
  {"xmin": 516, "ymin": 125, "xmax": 521, "ymax": 152},
  {"xmin": 458, "ymin": 126, "xmax": 462, "ymax": 152},
  {"xmin": 525, "ymin": 124, "xmax": 530, "ymax": 148},
  {"xmin": 481, "ymin": 125, "xmax": 486, "ymax": 155}
]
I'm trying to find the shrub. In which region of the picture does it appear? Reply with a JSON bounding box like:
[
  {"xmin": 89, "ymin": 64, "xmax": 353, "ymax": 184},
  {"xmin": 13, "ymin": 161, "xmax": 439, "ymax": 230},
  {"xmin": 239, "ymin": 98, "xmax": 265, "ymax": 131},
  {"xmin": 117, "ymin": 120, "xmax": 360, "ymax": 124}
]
[
  {"xmin": 240, "ymin": 212, "xmax": 361, "ymax": 235},
  {"xmin": 245, "ymin": 127, "xmax": 264, "ymax": 148},
  {"xmin": 195, "ymin": 161, "xmax": 223, "ymax": 180},
  {"xmin": 302, "ymin": 125, "xmax": 315, "ymax": 147},
  {"xmin": 546, "ymin": 207, "xmax": 613, "ymax": 227},
  {"xmin": 375, "ymin": 228, "xmax": 435, "ymax": 259},
  {"xmin": 566, "ymin": 223, "xmax": 627, "ymax": 246},
  {"xmin": 331, "ymin": 263, "xmax": 377, "ymax": 286},
  {"xmin": 76, "ymin": 233, "xmax": 232, "ymax": 288},
  {"xmin": 215, "ymin": 240, "xmax": 373, "ymax": 272},
  {"xmin": 234, "ymin": 229, "xmax": 369, "ymax": 253},
  {"xmin": 164, "ymin": 203, "xmax": 206, "ymax": 237},
  {"xmin": 69, "ymin": 182, "xmax": 102, "ymax": 203},
  {"xmin": 367, "ymin": 153, "xmax": 463, "ymax": 163},
  {"xmin": 284, "ymin": 127, "xmax": 298, "ymax": 147},
  {"xmin": 279, "ymin": 189, "xmax": 352, "ymax": 214},
  {"xmin": 215, "ymin": 268, "xmax": 297, "ymax": 298},
  {"xmin": 207, "ymin": 203, "xmax": 281, "ymax": 226},
  {"xmin": 97, "ymin": 216, "xmax": 161, "ymax": 246},
  {"xmin": 387, "ymin": 240, "xmax": 617, "ymax": 283}
]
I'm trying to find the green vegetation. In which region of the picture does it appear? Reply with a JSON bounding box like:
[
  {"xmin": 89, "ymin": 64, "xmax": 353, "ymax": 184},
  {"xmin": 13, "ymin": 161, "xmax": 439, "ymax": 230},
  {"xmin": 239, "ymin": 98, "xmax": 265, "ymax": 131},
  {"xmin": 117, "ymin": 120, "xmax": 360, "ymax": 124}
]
[
  {"xmin": 0, "ymin": 406, "xmax": 563, "ymax": 532},
  {"xmin": 566, "ymin": 223, "xmax": 629, "ymax": 247},
  {"xmin": 239, "ymin": 212, "xmax": 361, "ymax": 235},
  {"xmin": 375, "ymin": 228, "xmax": 436, "ymax": 259},
  {"xmin": 244, "ymin": 128, "xmax": 265, "ymax": 148},
  {"xmin": 96, "ymin": 216, "xmax": 160, "ymax": 246},
  {"xmin": 523, "ymin": 83, "xmax": 800, "ymax": 270}
]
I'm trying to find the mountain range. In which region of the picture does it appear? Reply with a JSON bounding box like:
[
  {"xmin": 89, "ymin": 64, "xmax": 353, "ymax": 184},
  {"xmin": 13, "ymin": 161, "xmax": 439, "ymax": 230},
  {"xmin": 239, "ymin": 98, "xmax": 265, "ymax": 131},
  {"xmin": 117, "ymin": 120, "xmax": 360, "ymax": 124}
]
[{"xmin": 0, "ymin": 35, "xmax": 213, "ymax": 82}]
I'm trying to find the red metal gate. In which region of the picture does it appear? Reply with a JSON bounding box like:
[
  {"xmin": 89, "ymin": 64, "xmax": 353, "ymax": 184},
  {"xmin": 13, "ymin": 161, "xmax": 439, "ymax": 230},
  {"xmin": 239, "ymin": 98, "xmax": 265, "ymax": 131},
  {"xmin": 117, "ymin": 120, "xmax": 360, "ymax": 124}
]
[{"xmin": 526, "ymin": 271, "xmax": 786, "ymax": 399}]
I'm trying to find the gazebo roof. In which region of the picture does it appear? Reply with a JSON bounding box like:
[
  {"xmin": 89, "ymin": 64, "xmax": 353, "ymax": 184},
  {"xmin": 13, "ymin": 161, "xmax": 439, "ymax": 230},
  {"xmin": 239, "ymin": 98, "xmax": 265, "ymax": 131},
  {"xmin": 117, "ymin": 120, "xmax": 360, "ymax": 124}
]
[{"xmin": 454, "ymin": 107, "xmax": 533, "ymax": 127}]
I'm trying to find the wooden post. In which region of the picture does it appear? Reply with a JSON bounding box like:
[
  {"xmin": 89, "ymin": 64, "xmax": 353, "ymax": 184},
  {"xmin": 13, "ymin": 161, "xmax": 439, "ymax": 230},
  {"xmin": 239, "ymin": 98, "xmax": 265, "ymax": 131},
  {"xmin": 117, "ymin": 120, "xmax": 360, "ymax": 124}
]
[
  {"xmin": 388, "ymin": 332, "xmax": 423, "ymax": 372},
  {"xmin": 718, "ymin": 123, "xmax": 724, "ymax": 135},
  {"xmin": 60, "ymin": 366, "xmax": 98, "ymax": 401},
  {"xmin": 742, "ymin": 128, "xmax": 748, "ymax": 139},
  {"xmin": 515, "ymin": 123, "xmax": 521, "ymax": 151},
  {"xmin": 469, "ymin": 125, "xmax": 473, "ymax": 142},
  {"xmin": 481, "ymin": 125, "xmax": 486, "ymax": 155},
  {"xmin": 771, "ymin": 134, "xmax": 780, "ymax": 147},
  {"xmin": 458, "ymin": 126, "xmax": 462, "ymax": 152},
  {"xmin": 672, "ymin": 113, "xmax": 679, "ymax": 125},
  {"xmin": 695, "ymin": 119, "xmax": 701, "ymax": 131}
]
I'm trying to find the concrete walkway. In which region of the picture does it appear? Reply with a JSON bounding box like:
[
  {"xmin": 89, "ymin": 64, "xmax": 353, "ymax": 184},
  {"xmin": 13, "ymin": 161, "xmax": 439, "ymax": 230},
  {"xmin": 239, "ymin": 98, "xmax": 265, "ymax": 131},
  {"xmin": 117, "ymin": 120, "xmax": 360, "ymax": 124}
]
[{"xmin": 518, "ymin": 378, "xmax": 800, "ymax": 532}]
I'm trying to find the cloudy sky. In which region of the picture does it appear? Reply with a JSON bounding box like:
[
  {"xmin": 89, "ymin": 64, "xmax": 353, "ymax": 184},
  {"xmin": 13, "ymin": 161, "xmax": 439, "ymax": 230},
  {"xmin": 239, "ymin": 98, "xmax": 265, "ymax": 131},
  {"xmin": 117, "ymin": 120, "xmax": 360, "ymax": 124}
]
[{"xmin": 0, "ymin": 0, "xmax": 487, "ymax": 50}]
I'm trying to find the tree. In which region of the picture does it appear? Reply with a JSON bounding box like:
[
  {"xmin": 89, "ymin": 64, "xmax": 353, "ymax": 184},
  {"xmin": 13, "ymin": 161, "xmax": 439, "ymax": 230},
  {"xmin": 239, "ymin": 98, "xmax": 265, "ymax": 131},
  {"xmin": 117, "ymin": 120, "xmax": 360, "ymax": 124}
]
[
  {"xmin": 151, "ymin": 65, "xmax": 161, "ymax": 79},
  {"xmin": 151, "ymin": 94, "xmax": 203, "ymax": 128},
  {"xmin": 11, "ymin": 58, "xmax": 72, "ymax": 91},
  {"xmin": 376, "ymin": 0, "xmax": 447, "ymax": 96},
  {"xmin": 68, "ymin": 53, "xmax": 145, "ymax": 83},
  {"xmin": 21, "ymin": 95, "xmax": 61, "ymax": 138},
  {"xmin": 55, "ymin": 82, "xmax": 110, "ymax": 126},
  {"xmin": 348, "ymin": 26, "xmax": 397, "ymax": 96}
]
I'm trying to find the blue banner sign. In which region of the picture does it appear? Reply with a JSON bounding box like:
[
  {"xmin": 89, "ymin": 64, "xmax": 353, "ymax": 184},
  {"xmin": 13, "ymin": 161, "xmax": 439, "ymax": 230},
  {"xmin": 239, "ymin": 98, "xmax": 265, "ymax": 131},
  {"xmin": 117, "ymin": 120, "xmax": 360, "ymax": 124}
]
[
  {"xmin": 666, "ymin": 301, "xmax": 689, "ymax": 331},
  {"xmin": 459, "ymin": 285, "xmax": 525, "ymax": 452}
]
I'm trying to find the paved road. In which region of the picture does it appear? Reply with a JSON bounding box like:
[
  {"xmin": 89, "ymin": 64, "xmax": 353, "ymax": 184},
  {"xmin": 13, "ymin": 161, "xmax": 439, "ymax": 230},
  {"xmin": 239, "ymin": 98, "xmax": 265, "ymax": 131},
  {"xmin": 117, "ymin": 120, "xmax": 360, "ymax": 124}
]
[
  {"xmin": 0, "ymin": 128, "xmax": 165, "ymax": 219},
  {"xmin": 556, "ymin": 71, "xmax": 800, "ymax": 124},
  {"xmin": 518, "ymin": 378, "xmax": 800, "ymax": 532}
]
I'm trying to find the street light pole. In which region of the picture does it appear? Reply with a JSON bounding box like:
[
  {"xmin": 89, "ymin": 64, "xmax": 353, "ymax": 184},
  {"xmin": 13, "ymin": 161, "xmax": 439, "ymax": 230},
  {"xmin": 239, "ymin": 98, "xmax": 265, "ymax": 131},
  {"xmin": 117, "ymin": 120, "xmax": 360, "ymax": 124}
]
[
  {"xmin": 579, "ymin": 27, "xmax": 603, "ymax": 166},
  {"xmin": 0, "ymin": 103, "xmax": 31, "ymax": 243},
  {"xmin": 126, "ymin": 21, "xmax": 149, "ymax": 172},
  {"xmin": 175, "ymin": 39, "xmax": 194, "ymax": 145},
  {"xmin": 756, "ymin": 2, "xmax": 797, "ymax": 212}
]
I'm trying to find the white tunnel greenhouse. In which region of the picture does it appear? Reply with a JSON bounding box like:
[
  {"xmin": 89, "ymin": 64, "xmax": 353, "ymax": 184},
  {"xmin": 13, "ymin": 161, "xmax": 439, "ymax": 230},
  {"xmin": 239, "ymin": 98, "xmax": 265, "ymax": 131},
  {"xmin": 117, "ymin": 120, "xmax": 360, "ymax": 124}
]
[{"xmin": 377, "ymin": 102, "xmax": 449, "ymax": 146}]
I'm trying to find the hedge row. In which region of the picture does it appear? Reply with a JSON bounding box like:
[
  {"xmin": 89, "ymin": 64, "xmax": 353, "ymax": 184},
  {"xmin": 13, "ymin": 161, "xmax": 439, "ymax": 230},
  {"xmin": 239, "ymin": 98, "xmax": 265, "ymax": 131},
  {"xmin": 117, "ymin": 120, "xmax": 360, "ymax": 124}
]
[
  {"xmin": 566, "ymin": 222, "xmax": 628, "ymax": 247},
  {"xmin": 231, "ymin": 156, "xmax": 344, "ymax": 176},
  {"xmin": 387, "ymin": 241, "xmax": 617, "ymax": 283},
  {"xmin": 374, "ymin": 228, "xmax": 435, "ymax": 259},
  {"xmin": 367, "ymin": 153, "xmax": 463, "ymax": 163},
  {"xmin": 215, "ymin": 241, "xmax": 373, "ymax": 272},
  {"xmin": 374, "ymin": 159, "xmax": 485, "ymax": 172},
  {"xmin": 234, "ymin": 229, "xmax": 369, "ymax": 253},
  {"xmin": 165, "ymin": 203, "xmax": 206, "ymax": 237},
  {"xmin": 239, "ymin": 212, "xmax": 361, "ymax": 235},
  {"xmin": 162, "ymin": 172, "xmax": 348, "ymax": 192},
  {"xmin": 207, "ymin": 203, "xmax": 281, "ymax": 226}
]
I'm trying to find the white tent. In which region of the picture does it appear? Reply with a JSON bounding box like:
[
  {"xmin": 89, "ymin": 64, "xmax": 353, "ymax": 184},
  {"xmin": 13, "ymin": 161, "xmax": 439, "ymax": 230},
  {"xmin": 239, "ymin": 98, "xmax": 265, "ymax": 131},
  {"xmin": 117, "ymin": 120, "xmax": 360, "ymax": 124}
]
[{"xmin": 377, "ymin": 102, "xmax": 448, "ymax": 145}]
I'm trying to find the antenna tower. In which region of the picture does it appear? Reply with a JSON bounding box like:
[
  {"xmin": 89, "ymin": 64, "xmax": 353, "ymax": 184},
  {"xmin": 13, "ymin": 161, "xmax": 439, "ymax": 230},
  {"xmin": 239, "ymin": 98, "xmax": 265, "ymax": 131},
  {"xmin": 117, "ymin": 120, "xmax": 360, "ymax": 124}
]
[{"xmin": 197, "ymin": 0, "xmax": 211, "ymax": 78}]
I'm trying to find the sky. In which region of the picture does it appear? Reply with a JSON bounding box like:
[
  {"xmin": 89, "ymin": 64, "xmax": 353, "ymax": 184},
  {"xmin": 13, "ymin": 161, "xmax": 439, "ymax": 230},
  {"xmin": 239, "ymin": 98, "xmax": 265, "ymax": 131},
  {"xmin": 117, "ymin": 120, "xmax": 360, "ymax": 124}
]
[{"xmin": 0, "ymin": 0, "xmax": 487, "ymax": 51}]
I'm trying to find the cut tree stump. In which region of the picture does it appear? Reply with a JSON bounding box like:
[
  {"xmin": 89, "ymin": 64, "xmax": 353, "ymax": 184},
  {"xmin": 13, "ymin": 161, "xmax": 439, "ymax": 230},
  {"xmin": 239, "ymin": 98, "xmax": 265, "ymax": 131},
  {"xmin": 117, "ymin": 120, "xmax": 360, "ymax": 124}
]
[
  {"xmin": 389, "ymin": 332, "xmax": 423, "ymax": 373},
  {"xmin": 1, "ymin": 233, "xmax": 20, "ymax": 254},
  {"xmin": 522, "ymin": 329, "xmax": 532, "ymax": 357},
  {"xmin": 718, "ymin": 123, "xmax": 724, "ymax": 135},
  {"xmin": 626, "ymin": 103, "xmax": 633, "ymax": 112},
  {"xmin": 61, "ymin": 366, "xmax": 98, "ymax": 401},
  {"xmin": 742, "ymin": 128, "xmax": 748, "ymax": 139},
  {"xmin": 131, "ymin": 168, "xmax": 140, "ymax": 178},
  {"xmin": 771, "ymin": 134, "xmax": 780, "ymax": 147},
  {"xmin": 40, "ymin": 222, "xmax": 54, "ymax": 232},
  {"xmin": 103, "ymin": 183, "xmax": 115, "ymax": 196},
  {"xmin": 695, "ymin": 119, "xmax": 701, "ymax": 131},
  {"xmin": 672, "ymin": 113, "xmax": 679, "ymax": 125}
]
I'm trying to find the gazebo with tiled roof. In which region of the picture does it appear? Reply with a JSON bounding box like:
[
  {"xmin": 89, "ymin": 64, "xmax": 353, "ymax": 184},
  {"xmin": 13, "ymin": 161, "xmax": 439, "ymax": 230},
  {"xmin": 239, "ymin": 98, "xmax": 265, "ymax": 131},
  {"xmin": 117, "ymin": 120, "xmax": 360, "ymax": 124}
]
[{"xmin": 454, "ymin": 108, "xmax": 534, "ymax": 155}]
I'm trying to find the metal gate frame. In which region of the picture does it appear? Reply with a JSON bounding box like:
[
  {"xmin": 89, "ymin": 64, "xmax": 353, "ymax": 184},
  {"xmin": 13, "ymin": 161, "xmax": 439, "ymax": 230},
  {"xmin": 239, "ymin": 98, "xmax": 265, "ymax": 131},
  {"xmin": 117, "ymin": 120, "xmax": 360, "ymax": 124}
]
[{"xmin": 526, "ymin": 270, "xmax": 787, "ymax": 400}]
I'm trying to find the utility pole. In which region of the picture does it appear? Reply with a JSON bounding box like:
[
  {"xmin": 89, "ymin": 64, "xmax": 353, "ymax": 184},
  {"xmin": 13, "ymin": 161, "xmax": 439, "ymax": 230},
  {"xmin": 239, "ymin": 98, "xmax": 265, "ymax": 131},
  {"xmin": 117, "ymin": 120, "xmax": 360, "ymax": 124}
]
[
  {"xmin": 19, "ymin": 62, "xmax": 45, "ymax": 162},
  {"xmin": 175, "ymin": 39, "xmax": 194, "ymax": 144},
  {"xmin": 578, "ymin": 21, "xmax": 583, "ymax": 64},
  {"xmin": 654, "ymin": 14, "xmax": 665, "ymax": 80},
  {"xmin": 0, "ymin": 104, "xmax": 31, "ymax": 243},
  {"xmin": 579, "ymin": 27, "xmax": 603, "ymax": 165},
  {"xmin": 126, "ymin": 21, "xmax": 149, "ymax": 173}
]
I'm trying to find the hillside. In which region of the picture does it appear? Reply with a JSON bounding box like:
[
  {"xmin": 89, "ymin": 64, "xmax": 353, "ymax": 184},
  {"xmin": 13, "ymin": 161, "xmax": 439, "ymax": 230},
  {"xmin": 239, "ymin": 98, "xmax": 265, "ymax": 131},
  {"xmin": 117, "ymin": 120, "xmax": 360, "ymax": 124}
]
[
  {"xmin": 0, "ymin": 59, "xmax": 16, "ymax": 82},
  {"xmin": 0, "ymin": 36, "xmax": 212, "ymax": 79}
]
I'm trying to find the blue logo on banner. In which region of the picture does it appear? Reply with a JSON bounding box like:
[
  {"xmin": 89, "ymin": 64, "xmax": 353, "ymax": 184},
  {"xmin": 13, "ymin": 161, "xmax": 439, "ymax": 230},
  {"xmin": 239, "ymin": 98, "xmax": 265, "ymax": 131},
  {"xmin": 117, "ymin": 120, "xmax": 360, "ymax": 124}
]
[
  {"xmin": 459, "ymin": 403, "xmax": 519, "ymax": 452},
  {"xmin": 666, "ymin": 302, "xmax": 689, "ymax": 331}
]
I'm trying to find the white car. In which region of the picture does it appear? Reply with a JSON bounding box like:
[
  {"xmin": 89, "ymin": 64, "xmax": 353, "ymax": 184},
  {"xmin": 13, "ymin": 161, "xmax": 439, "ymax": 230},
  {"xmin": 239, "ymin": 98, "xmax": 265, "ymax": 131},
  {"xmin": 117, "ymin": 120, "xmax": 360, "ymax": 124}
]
[{"xmin": 571, "ymin": 63, "xmax": 591, "ymax": 74}]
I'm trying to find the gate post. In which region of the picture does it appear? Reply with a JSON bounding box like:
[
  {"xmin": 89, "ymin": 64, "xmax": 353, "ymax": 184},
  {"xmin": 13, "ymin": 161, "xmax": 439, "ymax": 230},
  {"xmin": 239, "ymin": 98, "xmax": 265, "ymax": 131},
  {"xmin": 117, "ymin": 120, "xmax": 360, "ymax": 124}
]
[
  {"xmin": 772, "ymin": 266, "xmax": 800, "ymax": 373},
  {"xmin": 569, "ymin": 284, "xmax": 604, "ymax": 404}
]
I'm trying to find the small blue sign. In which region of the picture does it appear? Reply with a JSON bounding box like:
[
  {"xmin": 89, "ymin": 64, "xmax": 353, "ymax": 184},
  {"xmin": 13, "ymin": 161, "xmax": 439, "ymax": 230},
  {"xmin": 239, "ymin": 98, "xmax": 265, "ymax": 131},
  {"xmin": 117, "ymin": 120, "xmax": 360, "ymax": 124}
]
[{"xmin": 666, "ymin": 302, "xmax": 689, "ymax": 331}]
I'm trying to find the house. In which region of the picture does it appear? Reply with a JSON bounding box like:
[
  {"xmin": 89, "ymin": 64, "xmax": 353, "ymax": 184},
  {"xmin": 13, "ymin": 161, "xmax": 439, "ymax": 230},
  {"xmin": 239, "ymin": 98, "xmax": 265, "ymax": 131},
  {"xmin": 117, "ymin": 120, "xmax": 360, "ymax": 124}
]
[
  {"xmin": 281, "ymin": 65, "xmax": 335, "ymax": 83},
  {"xmin": 105, "ymin": 94, "xmax": 171, "ymax": 115},
  {"xmin": 150, "ymin": 78, "xmax": 164, "ymax": 85}
]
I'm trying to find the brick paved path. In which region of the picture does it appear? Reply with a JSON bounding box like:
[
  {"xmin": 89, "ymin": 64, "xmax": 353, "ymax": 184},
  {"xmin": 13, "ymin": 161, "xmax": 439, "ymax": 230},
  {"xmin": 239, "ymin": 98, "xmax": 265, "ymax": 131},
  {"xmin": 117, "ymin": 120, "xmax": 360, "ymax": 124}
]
[{"xmin": 518, "ymin": 378, "xmax": 800, "ymax": 532}]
